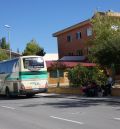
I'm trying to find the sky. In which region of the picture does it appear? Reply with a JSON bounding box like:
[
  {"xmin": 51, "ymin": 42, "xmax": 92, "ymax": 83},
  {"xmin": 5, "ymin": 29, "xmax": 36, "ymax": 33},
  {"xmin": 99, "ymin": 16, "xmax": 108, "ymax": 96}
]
[{"xmin": 0, "ymin": 0, "xmax": 120, "ymax": 54}]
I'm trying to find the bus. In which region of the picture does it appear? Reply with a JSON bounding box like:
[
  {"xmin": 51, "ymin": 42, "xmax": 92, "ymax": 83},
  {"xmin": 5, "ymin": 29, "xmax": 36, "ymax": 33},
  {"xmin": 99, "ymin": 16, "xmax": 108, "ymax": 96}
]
[{"xmin": 0, "ymin": 56, "xmax": 48, "ymax": 97}]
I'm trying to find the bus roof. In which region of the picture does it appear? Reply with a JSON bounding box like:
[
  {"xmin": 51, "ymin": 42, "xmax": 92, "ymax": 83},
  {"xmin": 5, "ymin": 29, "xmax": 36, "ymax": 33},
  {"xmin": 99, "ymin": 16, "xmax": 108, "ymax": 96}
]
[{"xmin": 0, "ymin": 55, "xmax": 43, "ymax": 63}]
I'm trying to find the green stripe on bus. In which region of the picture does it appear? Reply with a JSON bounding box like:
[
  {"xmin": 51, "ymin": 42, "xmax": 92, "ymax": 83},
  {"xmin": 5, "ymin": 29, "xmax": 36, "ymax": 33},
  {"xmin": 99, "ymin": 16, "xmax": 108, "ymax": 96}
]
[
  {"xmin": 19, "ymin": 71, "xmax": 48, "ymax": 80},
  {"xmin": 20, "ymin": 74, "xmax": 48, "ymax": 79},
  {"xmin": 6, "ymin": 77, "xmax": 18, "ymax": 81},
  {"xmin": 19, "ymin": 71, "xmax": 48, "ymax": 75},
  {"xmin": 5, "ymin": 71, "xmax": 48, "ymax": 80}
]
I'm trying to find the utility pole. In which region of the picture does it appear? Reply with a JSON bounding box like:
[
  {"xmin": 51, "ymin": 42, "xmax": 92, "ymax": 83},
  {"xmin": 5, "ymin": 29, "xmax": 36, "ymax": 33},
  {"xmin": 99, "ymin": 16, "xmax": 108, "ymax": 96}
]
[{"xmin": 4, "ymin": 25, "xmax": 11, "ymax": 59}]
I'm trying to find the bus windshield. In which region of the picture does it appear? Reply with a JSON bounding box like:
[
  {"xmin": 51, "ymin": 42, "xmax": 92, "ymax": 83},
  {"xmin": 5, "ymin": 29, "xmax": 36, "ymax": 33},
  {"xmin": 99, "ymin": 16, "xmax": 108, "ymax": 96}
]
[{"xmin": 23, "ymin": 57, "xmax": 44, "ymax": 70}]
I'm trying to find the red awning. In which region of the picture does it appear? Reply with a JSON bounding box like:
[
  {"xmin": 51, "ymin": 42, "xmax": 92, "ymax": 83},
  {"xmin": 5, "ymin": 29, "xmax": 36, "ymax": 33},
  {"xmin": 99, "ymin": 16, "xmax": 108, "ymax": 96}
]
[{"xmin": 46, "ymin": 61, "xmax": 96, "ymax": 68}]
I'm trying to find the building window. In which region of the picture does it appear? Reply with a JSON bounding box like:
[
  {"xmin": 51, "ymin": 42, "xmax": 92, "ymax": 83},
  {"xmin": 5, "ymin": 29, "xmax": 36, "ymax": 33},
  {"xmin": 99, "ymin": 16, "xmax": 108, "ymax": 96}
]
[
  {"xmin": 87, "ymin": 27, "xmax": 92, "ymax": 36},
  {"xmin": 67, "ymin": 35, "xmax": 72, "ymax": 42},
  {"xmin": 68, "ymin": 52, "xmax": 74, "ymax": 56},
  {"xmin": 76, "ymin": 32, "xmax": 82, "ymax": 40},
  {"xmin": 76, "ymin": 50, "xmax": 83, "ymax": 56},
  {"xmin": 49, "ymin": 70, "xmax": 64, "ymax": 78}
]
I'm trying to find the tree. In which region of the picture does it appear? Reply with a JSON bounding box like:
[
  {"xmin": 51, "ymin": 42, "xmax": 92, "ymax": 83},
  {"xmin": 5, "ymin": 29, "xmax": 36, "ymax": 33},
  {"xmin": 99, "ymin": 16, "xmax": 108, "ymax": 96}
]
[
  {"xmin": 0, "ymin": 37, "xmax": 10, "ymax": 49},
  {"xmin": 0, "ymin": 48, "xmax": 9, "ymax": 61},
  {"xmin": 88, "ymin": 13, "xmax": 120, "ymax": 69},
  {"xmin": 22, "ymin": 39, "xmax": 46, "ymax": 56}
]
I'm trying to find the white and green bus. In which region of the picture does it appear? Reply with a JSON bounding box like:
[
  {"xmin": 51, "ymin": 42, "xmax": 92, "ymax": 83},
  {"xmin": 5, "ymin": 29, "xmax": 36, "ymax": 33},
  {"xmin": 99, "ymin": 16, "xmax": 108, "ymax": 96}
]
[{"xmin": 0, "ymin": 56, "xmax": 48, "ymax": 97}]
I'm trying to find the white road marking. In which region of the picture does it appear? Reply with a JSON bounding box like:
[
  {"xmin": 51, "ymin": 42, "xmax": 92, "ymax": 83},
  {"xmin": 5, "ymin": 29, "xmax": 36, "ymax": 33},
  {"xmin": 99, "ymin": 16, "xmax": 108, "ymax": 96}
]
[
  {"xmin": 114, "ymin": 118, "xmax": 120, "ymax": 120},
  {"xmin": 112, "ymin": 107, "xmax": 120, "ymax": 110},
  {"xmin": 1, "ymin": 106, "xmax": 16, "ymax": 110},
  {"xmin": 70, "ymin": 112, "xmax": 82, "ymax": 115},
  {"xmin": 50, "ymin": 116, "xmax": 84, "ymax": 125}
]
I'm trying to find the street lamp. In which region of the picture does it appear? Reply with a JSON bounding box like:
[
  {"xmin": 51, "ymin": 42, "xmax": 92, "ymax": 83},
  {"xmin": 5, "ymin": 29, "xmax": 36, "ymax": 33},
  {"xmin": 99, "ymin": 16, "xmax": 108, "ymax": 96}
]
[
  {"xmin": 4, "ymin": 24, "xmax": 11, "ymax": 59},
  {"xmin": 57, "ymin": 60, "xmax": 60, "ymax": 87}
]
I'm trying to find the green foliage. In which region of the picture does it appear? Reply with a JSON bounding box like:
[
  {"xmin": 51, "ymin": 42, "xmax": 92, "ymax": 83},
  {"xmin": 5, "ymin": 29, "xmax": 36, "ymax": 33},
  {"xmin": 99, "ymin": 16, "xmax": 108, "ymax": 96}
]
[
  {"xmin": 88, "ymin": 13, "xmax": 120, "ymax": 67},
  {"xmin": 22, "ymin": 39, "xmax": 46, "ymax": 56},
  {"xmin": 92, "ymin": 37, "xmax": 120, "ymax": 67},
  {"xmin": 67, "ymin": 65, "xmax": 107, "ymax": 87},
  {"xmin": 0, "ymin": 37, "xmax": 10, "ymax": 49},
  {"xmin": 0, "ymin": 49, "xmax": 9, "ymax": 61},
  {"xmin": 92, "ymin": 13, "xmax": 120, "ymax": 42}
]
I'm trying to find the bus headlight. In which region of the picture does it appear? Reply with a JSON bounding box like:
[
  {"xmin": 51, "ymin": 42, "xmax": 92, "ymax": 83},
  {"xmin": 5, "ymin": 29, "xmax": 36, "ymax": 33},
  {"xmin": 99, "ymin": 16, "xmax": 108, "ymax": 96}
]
[{"xmin": 45, "ymin": 82, "xmax": 48, "ymax": 88}]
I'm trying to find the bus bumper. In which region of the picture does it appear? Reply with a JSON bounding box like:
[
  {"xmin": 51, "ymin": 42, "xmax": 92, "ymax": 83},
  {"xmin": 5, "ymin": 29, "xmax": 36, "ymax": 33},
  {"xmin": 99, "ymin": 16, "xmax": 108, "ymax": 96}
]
[{"xmin": 19, "ymin": 88, "xmax": 48, "ymax": 95}]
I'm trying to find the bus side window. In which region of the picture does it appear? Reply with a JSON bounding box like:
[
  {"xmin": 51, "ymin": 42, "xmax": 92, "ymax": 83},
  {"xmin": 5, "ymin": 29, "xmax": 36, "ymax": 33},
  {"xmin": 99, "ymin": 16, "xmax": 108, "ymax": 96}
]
[
  {"xmin": 23, "ymin": 59, "xmax": 29, "ymax": 69},
  {"xmin": 15, "ymin": 62, "xmax": 19, "ymax": 72},
  {"xmin": 25, "ymin": 61, "xmax": 29, "ymax": 68},
  {"xmin": 12, "ymin": 62, "xmax": 19, "ymax": 72}
]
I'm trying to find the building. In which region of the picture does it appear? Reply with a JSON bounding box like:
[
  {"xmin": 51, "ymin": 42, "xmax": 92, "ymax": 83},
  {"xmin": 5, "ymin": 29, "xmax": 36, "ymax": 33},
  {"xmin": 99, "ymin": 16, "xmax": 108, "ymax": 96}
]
[
  {"xmin": 43, "ymin": 53, "xmax": 58, "ymax": 61},
  {"xmin": 5, "ymin": 49, "xmax": 21, "ymax": 58},
  {"xmin": 53, "ymin": 19, "xmax": 92, "ymax": 60},
  {"xmin": 53, "ymin": 10, "xmax": 120, "ymax": 60},
  {"xmin": 1, "ymin": 49, "xmax": 21, "ymax": 59},
  {"xmin": 45, "ymin": 54, "xmax": 95, "ymax": 85},
  {"xmin": 0, "ymin": 49, "xmax": 21, "ymax": 59}
]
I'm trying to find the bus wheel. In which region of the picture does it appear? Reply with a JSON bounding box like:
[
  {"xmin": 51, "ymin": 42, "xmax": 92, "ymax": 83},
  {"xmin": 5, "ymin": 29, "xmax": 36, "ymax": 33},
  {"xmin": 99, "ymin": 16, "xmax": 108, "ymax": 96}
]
[{"xmin": 6, "ymin": 87, "xmax": 10, "ymax": 98}]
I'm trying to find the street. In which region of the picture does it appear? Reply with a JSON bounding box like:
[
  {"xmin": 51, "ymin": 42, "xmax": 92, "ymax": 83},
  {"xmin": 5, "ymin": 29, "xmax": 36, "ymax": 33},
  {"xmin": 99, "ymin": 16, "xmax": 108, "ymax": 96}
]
[{"xmin": 0, "ymin": 94, "xmax": 120, "ymax": 129}]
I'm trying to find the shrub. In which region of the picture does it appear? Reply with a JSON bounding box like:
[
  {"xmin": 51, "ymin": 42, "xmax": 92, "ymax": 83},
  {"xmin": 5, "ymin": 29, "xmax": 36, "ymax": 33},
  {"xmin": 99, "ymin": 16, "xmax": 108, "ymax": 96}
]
[{"xmin": 67, "ymin": 65, "xmax": 107, "ymax": 87}]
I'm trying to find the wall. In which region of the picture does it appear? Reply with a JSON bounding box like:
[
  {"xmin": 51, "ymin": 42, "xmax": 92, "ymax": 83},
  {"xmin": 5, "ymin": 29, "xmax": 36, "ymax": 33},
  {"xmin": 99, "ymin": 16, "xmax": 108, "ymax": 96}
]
[
  {"xmin": 112, "ymin": 88, "xmax": 120, "ymax": 96},
  {"xmin": 57, "ymin": 23, "xmax": 93, "ymax": 59},
  {"xmin": 48, "ymin": 87, "xmax": 83, "ymax": 95},
  {"xmin": 48, "ymin": 87, "xmax": 120, "ymax": 96},
  {"xmin": 48, "ymin": 71, "xmax": 69, "ymax": 85}
]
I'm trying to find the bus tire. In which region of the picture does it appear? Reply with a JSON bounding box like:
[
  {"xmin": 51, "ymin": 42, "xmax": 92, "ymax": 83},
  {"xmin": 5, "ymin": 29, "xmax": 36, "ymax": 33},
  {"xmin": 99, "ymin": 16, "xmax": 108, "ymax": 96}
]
[{"xmin": 6, "ymin": 87, "xmax": 10, "ymax": 98}]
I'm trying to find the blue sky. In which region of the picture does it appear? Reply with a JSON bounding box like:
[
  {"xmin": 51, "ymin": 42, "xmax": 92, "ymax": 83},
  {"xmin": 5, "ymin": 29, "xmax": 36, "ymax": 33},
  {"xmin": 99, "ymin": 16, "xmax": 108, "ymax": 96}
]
[{"xmin": 0, "ymin": 0, "xmax": 120, "ymax": 54}]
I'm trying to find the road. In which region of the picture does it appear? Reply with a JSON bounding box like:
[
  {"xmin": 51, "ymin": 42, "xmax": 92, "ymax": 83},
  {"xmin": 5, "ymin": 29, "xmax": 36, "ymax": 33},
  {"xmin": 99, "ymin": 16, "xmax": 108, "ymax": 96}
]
[{"xmin": 0, "ymin": 94, "xmax": 120, "ymax": 129}]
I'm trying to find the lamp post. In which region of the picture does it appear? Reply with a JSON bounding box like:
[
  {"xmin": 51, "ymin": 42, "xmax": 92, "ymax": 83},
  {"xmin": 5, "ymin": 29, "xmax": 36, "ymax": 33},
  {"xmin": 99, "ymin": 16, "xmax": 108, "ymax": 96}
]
[
  {"xmin": 4, "ymin": 25, "xmax": 11, "ymax": 59},
  {"xmin": 57, "ymin": 60, "xmax": 60, "ymax": 87}
]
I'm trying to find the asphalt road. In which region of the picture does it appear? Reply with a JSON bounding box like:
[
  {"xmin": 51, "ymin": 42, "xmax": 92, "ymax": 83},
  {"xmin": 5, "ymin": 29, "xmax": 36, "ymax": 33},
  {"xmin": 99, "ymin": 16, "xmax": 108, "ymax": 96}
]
[{"xmin": 0, "ymin": 94, "xmax": 120, "ymax": 129}]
